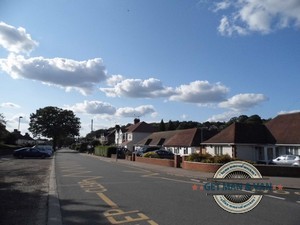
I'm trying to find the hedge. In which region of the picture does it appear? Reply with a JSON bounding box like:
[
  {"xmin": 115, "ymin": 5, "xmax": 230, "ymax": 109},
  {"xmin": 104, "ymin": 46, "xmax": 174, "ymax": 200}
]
[{"xmin": 94, "ymin": 146, "xmax": 117, "ymax": 157}]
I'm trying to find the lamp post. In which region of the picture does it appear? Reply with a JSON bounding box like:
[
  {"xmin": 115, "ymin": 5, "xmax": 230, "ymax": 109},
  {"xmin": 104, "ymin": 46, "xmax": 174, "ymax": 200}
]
[{"xmin": 18, "ymin": 116, "xmax": 23, "ymax": 131}]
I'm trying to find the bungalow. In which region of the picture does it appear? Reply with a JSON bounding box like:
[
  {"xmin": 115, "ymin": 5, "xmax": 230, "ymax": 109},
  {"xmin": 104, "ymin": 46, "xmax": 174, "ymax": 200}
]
[
  {"xmin": 203, "ymin": 112, "xmax": 300, "ymax": 163},
  {"xmin": 202, "ymin": 123, "xmax": 275, "ymax": 163},
  {"xmin": 136, "ymin": 127, "xmax": 217, "ymax": 156}
]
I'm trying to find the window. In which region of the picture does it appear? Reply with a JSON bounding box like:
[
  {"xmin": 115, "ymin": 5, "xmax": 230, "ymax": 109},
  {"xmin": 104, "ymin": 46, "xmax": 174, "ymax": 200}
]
[
  {"xmin": 184, "ymin": 147, "xmax": 188, "ymax": 155},
  {"xmin": 214, "ymin": 146, "xmax": 223, "ymax": 155}
]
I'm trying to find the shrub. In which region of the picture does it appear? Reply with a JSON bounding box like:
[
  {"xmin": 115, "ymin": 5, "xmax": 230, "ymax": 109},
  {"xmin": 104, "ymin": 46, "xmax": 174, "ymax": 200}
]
[
  {"xmin": 213, "ymin": 154, "xmax": 232, "ymax": 163},
  {"xmin": 94, "ymin": 145, "xmax": 117, "ymax": 157},
  {"xmin": 187, "ymin": 153, "xmax": 213, "ymax": 162},
  {"xmin": 143, "ymin": 152, "xmax": 160, "ymax": 158}
]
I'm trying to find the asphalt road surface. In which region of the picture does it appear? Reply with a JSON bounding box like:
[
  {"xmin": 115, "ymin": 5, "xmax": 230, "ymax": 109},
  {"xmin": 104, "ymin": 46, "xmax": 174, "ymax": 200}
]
[
  {"xmin": 55, "ymin": 149, "xmax": 300, "ymax": 225},
  {"xmin": 0, "ymin": 155, "xmax": 51, "ymax": 225}
]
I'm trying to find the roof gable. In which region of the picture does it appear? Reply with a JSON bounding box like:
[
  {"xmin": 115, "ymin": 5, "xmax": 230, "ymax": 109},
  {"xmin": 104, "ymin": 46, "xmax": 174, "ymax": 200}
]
[
  {"xmin": 203, "ymin": 122, "xmax": 275, "ymax": 144},
  {"xmin": 126, "ymin": 121, "xmax": 156, "ymax": 133},
  {"xmin": 266, "ymin": 112, "xmax": 300, "ymax": 144},
  {"xmin": 137, "ymin": 128, "xmax": 204, "ymax": 147}
]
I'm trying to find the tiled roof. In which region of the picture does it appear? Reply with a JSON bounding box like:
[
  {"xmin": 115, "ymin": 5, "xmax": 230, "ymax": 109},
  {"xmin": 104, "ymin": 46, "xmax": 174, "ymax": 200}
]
[
  {"xmin": 137, "ymin": 128, "xmax": 205, "ymax": 147},
  {"xmin": 126, "ymin": 121, "xmax": 157, "ymax": 133},
  {"xmin": 266, "ymin": 112, "xmax": 300, "ymax": 144},
  {"xmin": 203, "ymin": 122, "xmax": 275, "ymax": 144}
]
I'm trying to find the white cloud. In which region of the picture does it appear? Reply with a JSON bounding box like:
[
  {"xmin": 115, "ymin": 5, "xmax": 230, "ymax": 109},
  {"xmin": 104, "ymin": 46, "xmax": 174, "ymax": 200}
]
[
  {"xmin": 0, "ymin": 54, "xmax": 107, "ymax": 95},
  {"xmin": 66, "ymin": 100, "xmax": 116, "ymax": 115},
  {"xmin": 0, "ymin": 21, "xmax": 38, "ymax": 54},
  {"xmin": 207, "ymin": 111, "xmax": 240, "ymax": 122},
  {"xmin": 100, "ymin": 78, "xmax": 175, "ymax": 98},
  {"xmin": 278, "ymin": 110, "xmax": 300, "ymax": 115},
  {"xmin": 116, "ymin": 105, "xmax": 156, "ymax": 117},
  {"xmin": 169, "ymin": 80, "xmax": 229, "ymax": 103},
  {"xmin": 219, "ymin": 93, "xmax": 268, "ymax": 111},
  {"xmin": 1, "ymin": 102, "xmax": 21, "ymax": 108},
  {"xmin": 106, "ymin": 74, "xmax": 124, "ymax": 86},
  {"xmin": 213, "ymin": 0, "xmax": 300, "ymax": 36}
]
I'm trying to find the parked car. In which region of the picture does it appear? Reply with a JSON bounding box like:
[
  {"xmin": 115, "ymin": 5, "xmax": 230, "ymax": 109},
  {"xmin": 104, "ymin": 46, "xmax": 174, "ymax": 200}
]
[
  {"xmin": 152, "ymin": 149, "xmax": 174, "ymax": 159},
  {"xmin": 135, "ymin": 146, "xmax": 161, "ymax": 156},
  {"xmin": 32, "ymin": 145, "xmax": 53, "ymax": 156},
  {"xmin": 13, "ymin": 147, "xmax": 51, "ymax": 159},
  {"xmin": 271, "ymin": 155, "xmax": 300, "ymax": 166}
]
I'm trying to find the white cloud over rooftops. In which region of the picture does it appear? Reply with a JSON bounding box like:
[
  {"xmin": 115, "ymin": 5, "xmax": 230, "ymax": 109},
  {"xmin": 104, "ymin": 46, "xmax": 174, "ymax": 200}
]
[
  {"xmin": 169, "ymin": 80, "xmax": 229, "ymax": 103},
  {"xmin": 100, "ymin": 78, "xmax": 175, "ymax": 98},
  {"xmin": 0, "ymin": 54, "xmax": 107, "ymax": 95},
  {"xmin": 213, "ymin": 0, "xmax": 300, "ymax": 36},
  {"xmin": 116, "ymin": 105, "xmax": 156, "ymax": 118},
  {"xmin": 218, "ymin": 93, "xmax": 268, "ymax": 111},
  {"xmin": 66, "ymin": 100, "xmax": 156, "ymax": 119},
  {"xmin": 0, "ymin": 21, "xmax": 38, "ymax": 54},
  {"xmin": 66, "ymin": 100, "xmax": 116, "ymax": 115}
]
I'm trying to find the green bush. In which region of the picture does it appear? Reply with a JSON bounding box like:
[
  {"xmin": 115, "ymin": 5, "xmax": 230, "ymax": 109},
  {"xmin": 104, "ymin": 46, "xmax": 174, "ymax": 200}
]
[
  {"xmin": 213, "ymin": 154, "xmax": 232, "ymax": 163},
  {"xmin": 187, "ymin": 153, "xmax": 213, "ymax": 162},
  {"xmin": 186, "ymin": 153, "xmax": 233, "ymax": 164},
  {"xmin": 143, "ymin": 152, "xmax": 160, "ymax": 158},
  {"xmin": 94, "ymin": 145, "xmax": 117, "ymax": 157}
]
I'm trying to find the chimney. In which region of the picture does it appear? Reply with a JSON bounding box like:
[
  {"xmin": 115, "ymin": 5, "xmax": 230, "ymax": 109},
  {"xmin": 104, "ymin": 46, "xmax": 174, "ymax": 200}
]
[{"xmin": 134, "ymin": 118, "xmax": 140, "ymax": 124}]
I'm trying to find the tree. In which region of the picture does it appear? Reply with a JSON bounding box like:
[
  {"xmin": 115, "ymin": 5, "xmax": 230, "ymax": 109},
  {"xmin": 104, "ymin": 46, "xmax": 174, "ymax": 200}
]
[
  {"xmin": 29, "ymin": 106, "xmax": 81, "ymax": 150},
  {"xmin": 0, "ymin": 113, "xmax": 7, "ymax": 141},
  {"xmin": 159, "ymin": 119, "xmax": 166, "ymax": 131}
]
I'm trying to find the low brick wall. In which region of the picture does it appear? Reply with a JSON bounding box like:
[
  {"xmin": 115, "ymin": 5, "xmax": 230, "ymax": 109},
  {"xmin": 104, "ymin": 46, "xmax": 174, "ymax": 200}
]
[
  {"xmin": 135, "ymin": 157, "xmax": 174, "ymax": 167},
  {"xmin": 181, "ymin": 161, "xmax": 222, "ymax": 173},
  {"xmin": 255, "ymin": 164, "xmax": 300, "ymax": 178}
]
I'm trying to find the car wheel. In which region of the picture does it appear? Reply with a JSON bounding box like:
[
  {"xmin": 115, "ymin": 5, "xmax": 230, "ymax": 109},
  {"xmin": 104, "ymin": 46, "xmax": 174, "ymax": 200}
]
[
  {"xmin": 41, "ymin": 154, "xmax": 46, "ymax": 159},
  {"xmin": 18, "ymin": 155, "xmax": 24, "ymax": 159}
]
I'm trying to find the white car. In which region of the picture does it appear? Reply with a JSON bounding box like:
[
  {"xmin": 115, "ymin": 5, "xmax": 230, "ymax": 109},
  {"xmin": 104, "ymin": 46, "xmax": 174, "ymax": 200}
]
[{"xmin": 272, "ymin": 155, "xmax": 300, "ymax": 166}]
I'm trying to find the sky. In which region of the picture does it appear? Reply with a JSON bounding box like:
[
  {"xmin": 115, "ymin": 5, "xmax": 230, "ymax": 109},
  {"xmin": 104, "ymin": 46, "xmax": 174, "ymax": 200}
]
[{"xmin": 0, "ymin": 0, "xmax": 300, "ymax": 137}]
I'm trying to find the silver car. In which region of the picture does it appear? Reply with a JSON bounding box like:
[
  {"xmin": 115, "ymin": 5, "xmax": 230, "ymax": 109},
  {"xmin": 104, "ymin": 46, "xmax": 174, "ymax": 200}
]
[{"xmin": 272, "ymin": 155, "xmax": 300, "ymax": 166}]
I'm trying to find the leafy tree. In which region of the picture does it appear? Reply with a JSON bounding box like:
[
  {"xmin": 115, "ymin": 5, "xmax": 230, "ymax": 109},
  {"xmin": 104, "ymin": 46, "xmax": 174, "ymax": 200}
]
[
  {"xmin": 246, "ymin": 114, "xmax": 262, "ymax": 124},
  {"xmin": 0, "ymin": 113, "xmax": 7, "ymax": 141},
  {"xmin": 159, "ymin": 119, "xmax": 166, "ymax": 131},
  {"xmin": 29, "ymin": 106, "xmax": 81, "ymax": 150},
  {"xmin": 167, "ymin": 120, "xmax": 177, "ymax": 131}
]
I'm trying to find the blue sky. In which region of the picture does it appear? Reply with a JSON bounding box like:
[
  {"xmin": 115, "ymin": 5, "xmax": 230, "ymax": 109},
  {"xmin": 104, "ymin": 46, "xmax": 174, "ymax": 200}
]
[{"xmin": 0, "ymin": 0, "xmax": 300, "ymax": 136}]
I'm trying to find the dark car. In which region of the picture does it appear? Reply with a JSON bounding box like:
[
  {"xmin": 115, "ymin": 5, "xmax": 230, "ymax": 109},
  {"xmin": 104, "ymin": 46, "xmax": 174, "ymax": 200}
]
[
  {"xmin": 153, "ymin": 149, "xmax": 174, "ymax": 159},
  {"xmin": 13, "ymin": 147, "xmax": 51, "ymax": 159},
  {"xmin": 135, "ymin": 146, "xmax": 161, "ymax": 156}
]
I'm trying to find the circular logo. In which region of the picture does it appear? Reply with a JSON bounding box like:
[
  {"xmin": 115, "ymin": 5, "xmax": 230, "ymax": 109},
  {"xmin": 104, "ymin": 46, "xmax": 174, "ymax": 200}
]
[{"xmin": 213, "ymin": 161, "xmax": 263, "ymax": 214}]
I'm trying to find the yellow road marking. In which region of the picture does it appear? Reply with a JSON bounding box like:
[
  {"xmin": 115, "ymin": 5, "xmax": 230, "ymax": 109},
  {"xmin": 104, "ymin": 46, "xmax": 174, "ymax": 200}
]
[{"xmin": 97, "ymin": 193, "xmax": 118, "ymax": 208}]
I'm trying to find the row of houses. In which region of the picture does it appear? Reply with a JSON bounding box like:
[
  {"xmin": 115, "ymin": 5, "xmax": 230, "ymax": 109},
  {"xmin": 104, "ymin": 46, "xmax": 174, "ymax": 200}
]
[{"xmin": 97, "ymin": 113, "xmax": 300, "ymax": 163}]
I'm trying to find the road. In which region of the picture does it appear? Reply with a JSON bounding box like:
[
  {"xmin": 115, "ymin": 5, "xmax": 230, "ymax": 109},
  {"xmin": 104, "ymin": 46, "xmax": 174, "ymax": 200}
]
[
  {"xmin": 0, "ymin": 155, "xmax": 51, "ymax": 225},
  {"xmin": 55, "ymin": 149, "xmax": 300, "ymax": 225}
]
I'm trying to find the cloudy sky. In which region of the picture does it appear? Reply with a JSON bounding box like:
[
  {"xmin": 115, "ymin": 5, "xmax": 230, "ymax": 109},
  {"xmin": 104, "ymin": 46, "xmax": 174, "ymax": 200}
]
[{"xmin": 0, "ymin": 0, "xmax": 299, "ymax": 136}]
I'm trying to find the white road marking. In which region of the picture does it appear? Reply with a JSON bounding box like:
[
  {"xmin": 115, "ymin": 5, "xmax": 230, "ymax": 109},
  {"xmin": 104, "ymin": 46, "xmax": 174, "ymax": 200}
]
[{"xmin": 265, "ymin": 195, "xmax": 285, "ymax": 200}]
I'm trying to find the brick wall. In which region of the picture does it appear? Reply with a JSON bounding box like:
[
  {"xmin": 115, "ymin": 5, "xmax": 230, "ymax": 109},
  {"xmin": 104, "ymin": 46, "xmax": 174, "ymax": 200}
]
[{"xmin": 135, "ymin": 157, "xmax": 174, "ymax": 167}]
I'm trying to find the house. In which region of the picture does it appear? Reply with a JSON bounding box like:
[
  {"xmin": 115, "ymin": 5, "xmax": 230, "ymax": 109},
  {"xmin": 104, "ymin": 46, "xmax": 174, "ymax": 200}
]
[
  {"xmin": 136, "ymin": 127, "xmax": 217, "ymax": 156},
  {"xmin": 99, "ymin": 128, "xmax": 115, "ymax": 146},
  {"xmin": 202, "ymin": 112, "xmax": 300, "ymax": 163},
  {"xmin": 116, "ymin": 119, "xmax": 157, "ymax": 151},
  {"xmin": 266, "ymin": 112, "xmax": 300, "ymax": 156},
  {"xmin": 202, "ymin": 123, "xmax": 275, "ymax": 163},
  {"xmin": 13, "ymin": 130, "xmax": 35, "ymax": 146}
]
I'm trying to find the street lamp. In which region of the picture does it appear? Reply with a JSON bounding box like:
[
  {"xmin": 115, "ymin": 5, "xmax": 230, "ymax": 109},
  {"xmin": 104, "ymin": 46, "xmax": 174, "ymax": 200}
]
[{"xmin": 18, "ymin": 116, "xmax": 23, "ymax": 131}]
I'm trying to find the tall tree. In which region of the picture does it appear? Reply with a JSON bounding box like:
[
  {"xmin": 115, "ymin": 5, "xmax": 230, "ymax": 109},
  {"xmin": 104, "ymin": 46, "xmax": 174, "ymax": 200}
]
[
  {"xmin": 159, "ymin": 119, "xmax": 166, "ymax": 131},
  {"xmin": 0, "ymin": 113, "xmax": 7, "ymax": 141},
  {"xmin": 29, "ymin": 106, "xmax": 81, "ymax": 150}
]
